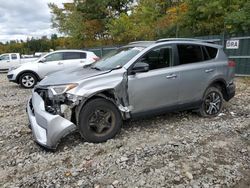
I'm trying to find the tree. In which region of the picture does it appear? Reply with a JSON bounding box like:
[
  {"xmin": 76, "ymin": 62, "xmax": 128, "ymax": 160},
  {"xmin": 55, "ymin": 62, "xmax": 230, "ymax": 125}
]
[
  {"xmin": 108, "ymin": 0, "xmax": 184, "ymax": 42},
  {"xmin": 225, "ymin": 0, "xmax": 250, "ymax": 34},
  {"xmin": 108, "ymin": 13, "xmax": 137, "ymax": 43},
  {"xmin": 49, "ymin": 0, "xmax": 133, "ymax": 47},
  {"xmin": 180, "ymin": 0, "xmax": 250, "ymax": 36}
]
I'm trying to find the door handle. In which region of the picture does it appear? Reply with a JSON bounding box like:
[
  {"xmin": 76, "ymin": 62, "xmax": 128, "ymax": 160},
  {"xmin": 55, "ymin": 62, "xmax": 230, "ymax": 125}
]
[
  {"xmin": 205, "ymin": 69, "xmax": 214, "ymax": 73},
  {"xmin": 58, "ymin": 62, "xmax": 63, "ymax": 65},
  {"xmin": 166, "ymin": 74, "xmax": 177, "ymax": 79}
]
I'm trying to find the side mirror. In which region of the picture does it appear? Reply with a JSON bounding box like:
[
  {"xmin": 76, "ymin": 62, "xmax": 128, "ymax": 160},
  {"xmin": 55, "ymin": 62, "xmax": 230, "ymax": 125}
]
[
  {"xmin": 131, "ymin": 62, "xmax": 149, "ymax": 74},
  {"xmin": 39, "ymin": 58, "xmax": 46, "ymax": 63}
]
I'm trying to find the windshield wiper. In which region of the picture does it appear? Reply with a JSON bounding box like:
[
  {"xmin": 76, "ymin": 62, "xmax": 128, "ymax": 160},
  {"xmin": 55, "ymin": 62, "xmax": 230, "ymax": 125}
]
[
  {"xmin": 109, "ymin": 66, "xmax": 122, "ymax": 71},
  {"xmin": 83, "ymin": 64, "xmax": 92, "ymax": 68},
  {"xmin": 90, "ymin": 66, "xmax": 102, "ymax": 71}
]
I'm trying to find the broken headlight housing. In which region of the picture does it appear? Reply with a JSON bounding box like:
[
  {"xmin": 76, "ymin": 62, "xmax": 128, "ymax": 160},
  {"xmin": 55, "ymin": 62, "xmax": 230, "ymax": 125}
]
[
  {"xmin": 48, "ymin": 83, "xmax": 82, "ymax": 106},
  {"xmin": 45, "ymin": 84, "xmax": 80, "ymax": 115},
  {"xmin": 49, "ymin": 84, "xmax": 78, "ymax": 95}
]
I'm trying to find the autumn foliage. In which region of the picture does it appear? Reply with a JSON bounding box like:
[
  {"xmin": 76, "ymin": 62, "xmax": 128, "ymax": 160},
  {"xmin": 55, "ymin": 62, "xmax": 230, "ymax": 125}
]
[{"xmin": 0, "ymin": 0, "xmax": 249, "ymax": 53}]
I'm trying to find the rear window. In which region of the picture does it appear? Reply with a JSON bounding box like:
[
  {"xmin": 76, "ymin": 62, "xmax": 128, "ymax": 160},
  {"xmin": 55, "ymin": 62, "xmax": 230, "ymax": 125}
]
[
  {"xmin": 63, "ymin": 52, "xmax": 86, "ymax": 60},
  {"xmin": 177, "ymin": 44, "xmax": 203, "ymax": 65},
  {"xmin": 11, "ymin": 54, "xmax": 17, "ymax": 60},
  {"xmin": 205, "ymin": 46, "xmax": 218, "ymax": 59}
]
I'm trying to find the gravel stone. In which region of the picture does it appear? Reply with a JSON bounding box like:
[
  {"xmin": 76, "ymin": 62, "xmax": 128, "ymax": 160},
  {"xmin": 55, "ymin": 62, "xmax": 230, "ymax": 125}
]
[{"xmin": 0, "ymin": 74, "xmax": 250, "ymax": 187}]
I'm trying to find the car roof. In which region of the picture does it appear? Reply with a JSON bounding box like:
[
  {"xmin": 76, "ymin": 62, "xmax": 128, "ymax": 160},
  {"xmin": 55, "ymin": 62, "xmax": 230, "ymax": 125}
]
[{"xmin": 52, "ymin": 49, "xmax": 94, "ymax": 53}]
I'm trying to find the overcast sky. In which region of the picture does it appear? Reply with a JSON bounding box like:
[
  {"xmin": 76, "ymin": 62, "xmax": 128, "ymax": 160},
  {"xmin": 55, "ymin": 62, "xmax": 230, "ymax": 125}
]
[{"xmin": 0, "ymin": 0, "xmax": 69, "ymax": 43}]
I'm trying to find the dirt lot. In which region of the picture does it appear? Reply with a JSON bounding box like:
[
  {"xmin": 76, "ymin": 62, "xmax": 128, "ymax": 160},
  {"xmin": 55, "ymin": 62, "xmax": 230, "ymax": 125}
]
[{"xmin": 0, "ymin": 74, "xmax": 249, "ymax": 188}]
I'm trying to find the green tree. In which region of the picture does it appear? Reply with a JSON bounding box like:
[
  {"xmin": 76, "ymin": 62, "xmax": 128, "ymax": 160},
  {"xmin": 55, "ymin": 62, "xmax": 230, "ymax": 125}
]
[
  {"xmin": 108, "ymin": 0, "xmax": 182, "ymax": 42},
  {"xmin": 49, "ymin": 0, "xmax": 133, "ymax": 47},
  {"xmin": 225, "ymin": 0, "xmax": 250, "ymax": 34},
  {"xmin": 180, "ymin": 0, "xmax": 250, "ymax": 36}
]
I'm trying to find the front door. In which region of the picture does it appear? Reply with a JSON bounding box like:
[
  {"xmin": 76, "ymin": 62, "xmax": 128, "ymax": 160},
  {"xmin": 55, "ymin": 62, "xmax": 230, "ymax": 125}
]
[
  {"xmin": 128, "ymin": 45, "xmax": 180, "ymax": 115},
  {"xmin": 38, "ymin": 52, "xmax": 64, "ymax": 78},
  {"xmin": 0, "ymin": 54, "xmax": 10, "ymax": 70}
]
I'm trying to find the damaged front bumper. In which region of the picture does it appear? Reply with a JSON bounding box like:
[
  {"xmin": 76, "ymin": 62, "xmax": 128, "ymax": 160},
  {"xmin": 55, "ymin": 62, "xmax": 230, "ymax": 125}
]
[{"xmin": 27, "ymin": 91, "xmax": 77, "ymax": 149}]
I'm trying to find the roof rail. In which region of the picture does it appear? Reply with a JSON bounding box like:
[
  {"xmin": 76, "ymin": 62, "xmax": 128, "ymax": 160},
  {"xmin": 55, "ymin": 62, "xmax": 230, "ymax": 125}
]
[
  {"xmin": 156, "ymin": 38, "xmax": 221, "ymax": 44},
  {"xmin": 129, "ymin": 41, "xmax": 154, "ymax": 45},
  {"xmin": 156, "ymin": 38, "xmax": 205, "ymax": 43}
]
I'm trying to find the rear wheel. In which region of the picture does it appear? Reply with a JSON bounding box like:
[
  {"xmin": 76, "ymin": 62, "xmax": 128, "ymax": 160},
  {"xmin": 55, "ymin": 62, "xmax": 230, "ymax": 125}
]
[
  {"xmin": 78, "ymin": 98, "xmax": 122, "ymax": 143},
  {"xmin": 19, "ymin": 73, "xmax": 37, "ymax": 88},
  {"xmin": 198, "ymin": 86, "xmax": 223, "ymax": 117}
]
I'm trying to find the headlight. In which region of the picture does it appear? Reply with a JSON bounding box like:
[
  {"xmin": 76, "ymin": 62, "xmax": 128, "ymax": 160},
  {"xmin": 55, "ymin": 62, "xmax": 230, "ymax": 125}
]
[
  {"xmin": 9, "ymin": 67, "xmax": 18, "ymax": 71},
  {"xmin": 49, "ymin": 83, "xmax": 78, "ymax": 95}
]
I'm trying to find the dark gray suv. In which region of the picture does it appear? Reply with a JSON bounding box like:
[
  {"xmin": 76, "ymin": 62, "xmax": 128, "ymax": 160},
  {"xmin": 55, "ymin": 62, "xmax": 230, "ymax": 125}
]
[{"xmin": 27, "ymin": 39, "xmax": 236, "ymax": 149}]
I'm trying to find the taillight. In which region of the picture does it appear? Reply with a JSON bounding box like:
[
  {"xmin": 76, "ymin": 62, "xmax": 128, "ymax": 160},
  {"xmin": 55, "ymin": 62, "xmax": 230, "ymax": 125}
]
[
  {"xmin": 93, "ymin": 57, "xmax": 100, "ymax": 62},
  {"xmin": 228, "ymin": 60, "xmax": 236, "ymax": 67}
]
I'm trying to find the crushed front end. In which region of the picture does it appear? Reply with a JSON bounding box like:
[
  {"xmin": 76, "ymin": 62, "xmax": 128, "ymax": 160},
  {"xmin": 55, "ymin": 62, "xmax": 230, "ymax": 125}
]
[{"xmin": 27, "ymin": 85, "xmax": 80, "ymax": 149}]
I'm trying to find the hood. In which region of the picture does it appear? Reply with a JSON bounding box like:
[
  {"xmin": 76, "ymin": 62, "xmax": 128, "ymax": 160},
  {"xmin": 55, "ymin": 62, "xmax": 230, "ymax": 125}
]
[
  {"xmin": 21, "ymin": 61, "xmax": 37, "ymax": 66},
  {"xmin": 13, "ymin": 61, "xmax": 38, "ymax": 72},
  {"xmin": 39, "ymin": 67, "xmax": 110, "ymax": 86}
]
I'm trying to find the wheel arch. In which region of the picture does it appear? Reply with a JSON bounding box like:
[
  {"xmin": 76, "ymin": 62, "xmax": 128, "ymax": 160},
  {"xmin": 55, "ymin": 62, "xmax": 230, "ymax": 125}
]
[
  {"xmin": 207, "ymin": 78, "xmax": 228, "ymax": 100},
  {"xmin": 16, "ymin": 70, "xmax": 41, "ymax": 84},
  {"xmin": 74, "ymin": 89, "xmax": 128, "ymax": 126}
]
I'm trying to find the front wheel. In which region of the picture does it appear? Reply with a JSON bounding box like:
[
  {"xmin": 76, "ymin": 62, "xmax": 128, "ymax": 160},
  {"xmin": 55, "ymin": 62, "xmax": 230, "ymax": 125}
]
[
  {"xmin": 19, "ymin": 73, "xmax": 37, "ymax": 88},
  {"xmin": 198, "ymin": 86, "xmax": 224, "ymax": 117},
  {"xmin": 78, "ymin": 98, "xmax": 122, "ymax": 143}
]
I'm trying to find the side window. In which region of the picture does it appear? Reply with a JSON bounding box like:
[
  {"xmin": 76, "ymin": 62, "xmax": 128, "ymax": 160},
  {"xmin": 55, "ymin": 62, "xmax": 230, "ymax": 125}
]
[
  {"xmin": 80, "ymin": 52, "xmax": 86, "ymax": 59},
  {"xmin": 177, "ymin": 44, "xmax": 203, "ymax": 65},
  {"xmin": 0, "ymin": 55, "xmax": 10, "ymax": 61},
  {"xmin": 44, "ymin": 53, "xmax": 63, "ymax": 62},
  {"xmin": 11, "ymin": 54, "xmax": 17, "ymax": 60},
  {"xmin": 206, "ymin": 46, "xmax": 218, "ymax": 59},
  {"xmin": 63, "ymin": 52, "xmax": 85, "ymax": 60},
  {"xmin": 138, "ymin": 46, "xmax": 172, "ymax": 70}
]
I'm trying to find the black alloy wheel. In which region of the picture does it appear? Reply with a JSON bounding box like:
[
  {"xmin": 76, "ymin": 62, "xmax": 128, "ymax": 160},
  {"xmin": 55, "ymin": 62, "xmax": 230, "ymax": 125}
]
[{"xmin": 198, "ymin": 86, "xmax": 224, "ymax": 117}]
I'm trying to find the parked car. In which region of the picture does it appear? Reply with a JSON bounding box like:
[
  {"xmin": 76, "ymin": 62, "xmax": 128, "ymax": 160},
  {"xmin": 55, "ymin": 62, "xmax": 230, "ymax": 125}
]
[
  {"xmin": 0, "ymin": 53, "xmax": 37, "ymax": 72},
  {"xmin": 26, "ymin": 39, "xmax": 236, "ymax": 149},
  {"xmin": 7, "ymin": 50, "xmax": 99, "ymax": 88}
]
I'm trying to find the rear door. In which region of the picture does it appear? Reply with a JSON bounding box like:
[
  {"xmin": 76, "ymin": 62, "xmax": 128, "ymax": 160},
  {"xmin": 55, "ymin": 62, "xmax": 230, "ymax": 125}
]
[
  {"xmin": 128, "ymin": 44, "xmax": 181, "ymax": 115},
  {"xmin": 62, "ymin": 52, "xmax": 87, "ymax": 69},
  {"xmin": 175, "ymin": 43, "xmax": 218, "ymax": 104}
]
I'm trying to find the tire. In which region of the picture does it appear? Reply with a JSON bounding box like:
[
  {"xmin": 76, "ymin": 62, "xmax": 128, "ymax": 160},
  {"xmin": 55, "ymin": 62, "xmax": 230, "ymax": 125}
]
[
  {"xmin": 198, "ymin": 86, "xmax": 224, "ymax": 117},
  {"xmin": 19, "ymin": 72, "xmax": 37, "ymax": 88},
  {"xmin": 78, "ymin": 98, "xmax": 122, "ymax": 143}
]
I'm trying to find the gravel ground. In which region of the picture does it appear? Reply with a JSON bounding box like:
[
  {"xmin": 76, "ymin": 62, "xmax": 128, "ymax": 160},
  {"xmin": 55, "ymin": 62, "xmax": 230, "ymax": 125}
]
[{"xmin": 0, "ymin": 73, "xmax": 249, "ymax": 188}]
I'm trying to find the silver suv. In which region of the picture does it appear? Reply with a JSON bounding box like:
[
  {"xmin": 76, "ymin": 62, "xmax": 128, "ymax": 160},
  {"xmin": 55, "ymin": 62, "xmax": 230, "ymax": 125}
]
[{"xmin": 27, "ymin": 39, "xmax": 236, "ymax": 149}]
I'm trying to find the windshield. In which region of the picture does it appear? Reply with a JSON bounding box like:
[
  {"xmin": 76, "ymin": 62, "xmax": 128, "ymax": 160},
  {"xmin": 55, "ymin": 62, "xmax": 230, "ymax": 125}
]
[{"xmin": 91, "ymin": 47, "xmax": 145, "ymax": 71}]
